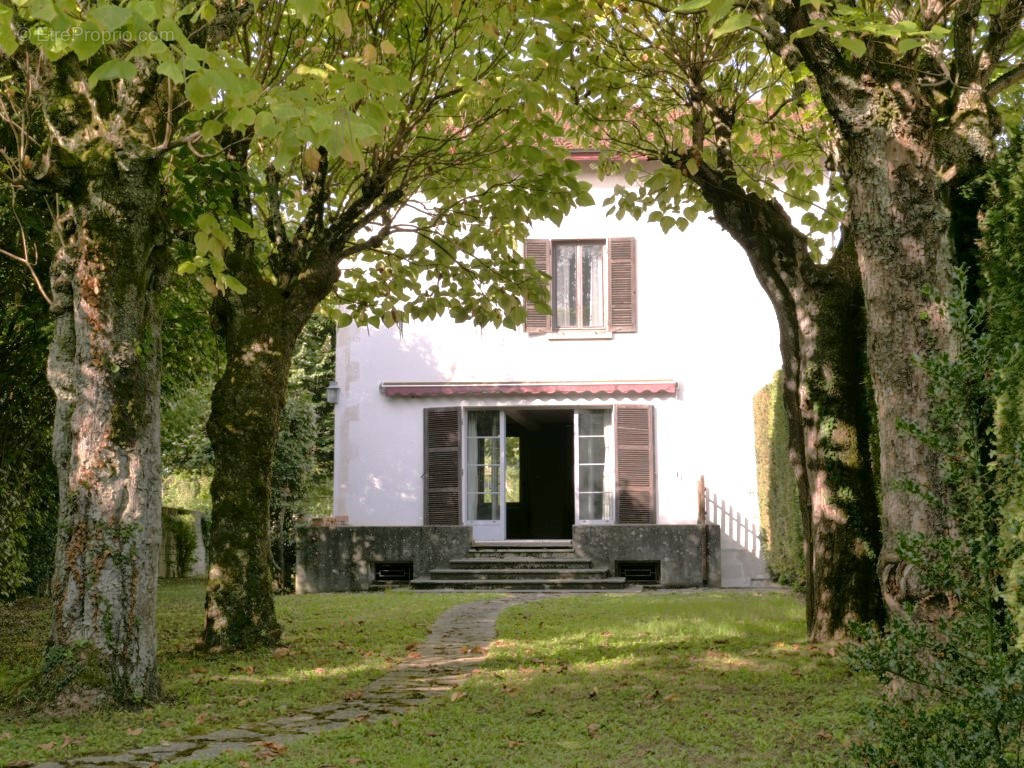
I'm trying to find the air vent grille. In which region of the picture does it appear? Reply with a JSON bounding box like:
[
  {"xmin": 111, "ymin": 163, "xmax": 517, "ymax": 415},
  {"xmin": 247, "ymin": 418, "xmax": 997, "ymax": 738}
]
[
  {"xmin": 615, "ymin": 560, "xmax": 660, "ymax": 584},
  {"xmin": 374, "ymin": 562, "xmax": 414, "ymax": 583}
]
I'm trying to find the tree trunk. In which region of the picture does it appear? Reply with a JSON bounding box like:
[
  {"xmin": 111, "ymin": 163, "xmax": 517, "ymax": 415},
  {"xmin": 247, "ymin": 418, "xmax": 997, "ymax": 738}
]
[
  {"xmin": 693, "ymin": 162, "xmax": 883, "ymax": 639},
  {"xmin": 202, "ymin": 285, "xmax": 302, "ymax": 649},
  {"xmin": 44, "ymin": 162, "xmax": 166, "ymax": 703},
  {"xmin": 842, "ymin": 121, "xmax": 958, "ymax": 613}
]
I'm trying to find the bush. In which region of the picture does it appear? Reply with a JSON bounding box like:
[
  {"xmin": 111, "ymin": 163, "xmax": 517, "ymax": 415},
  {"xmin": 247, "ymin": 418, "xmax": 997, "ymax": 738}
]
[
  {"xmin": 161, "ymin": 508, "xmax": 198, "ymax": 578},
  {"xmin": 752, "ymin": 371, "xmax": 805, "ymax": 588},
  {"xmin": 845, "ymin": 272, "xmax": 1024, "ymax": 767}
]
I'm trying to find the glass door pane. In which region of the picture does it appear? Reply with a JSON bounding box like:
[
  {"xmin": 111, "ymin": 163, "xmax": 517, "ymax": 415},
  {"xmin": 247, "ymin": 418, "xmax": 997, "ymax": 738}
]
[
  {"xmin": 468, "ymin": 410, "xmax": 501, "ymax": 521},
  {"xmin": 576, "ymin": 409, "xmax": 613, "ymax": 521}
]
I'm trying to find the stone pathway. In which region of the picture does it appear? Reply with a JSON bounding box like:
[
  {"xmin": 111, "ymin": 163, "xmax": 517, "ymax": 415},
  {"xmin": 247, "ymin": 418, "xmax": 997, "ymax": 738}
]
[{"xmin": 29, "ymin": 595, "xmax": 552, "ymax": 768}]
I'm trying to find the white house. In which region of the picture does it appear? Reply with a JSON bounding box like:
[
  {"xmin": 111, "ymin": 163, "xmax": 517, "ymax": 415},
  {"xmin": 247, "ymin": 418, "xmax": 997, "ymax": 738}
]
[{"xmin": 297, "ymin": 156, "xmax": 782, "ymax": 591}]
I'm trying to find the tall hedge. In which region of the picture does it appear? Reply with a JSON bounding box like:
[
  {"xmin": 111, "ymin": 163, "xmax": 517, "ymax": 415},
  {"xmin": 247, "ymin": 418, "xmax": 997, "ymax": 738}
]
[{"xmin": 752, "ymin": 371, "xmax": 805, "ymax": 589}]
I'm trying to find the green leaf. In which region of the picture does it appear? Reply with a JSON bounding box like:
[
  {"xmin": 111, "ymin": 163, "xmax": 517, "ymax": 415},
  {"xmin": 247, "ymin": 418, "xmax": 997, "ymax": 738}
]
[
  {"xmin": 221, "ymin": 274, "xmax": 248, "ymax": 295},
  {"xmin": 705, "ymin": 0, "xmax": 734, "ymax": 26},
  {"xmin": 837, "ymin": 36, "xmax": 867, "ymax": 57},
  {"xmin": 674, "ymin": 0, "xmax": 712, "ymax": 11},
  {"xmin": 0, "ymin": 6, "xmax": 20, "ymax": 54},
  {"xmin": 88, "ymin": 3, "xmax": 132, "ymax": 31},
  {"xmin": 897, "ymin": 36, "xmax": 924, "ymax": 55},
  {"xmin": 157, "ymin": 60, "xmax": 185, "ymax": 84},
  {"xmin": 331, "ymin": 8, "xmax": 352, "ymax": 36},
  {"xmin": 88, "ymin": 59, "xmax": 138, "ymax": 88},
  {"xmin": 712, "ymin": 11, "xmax": 753, "ymax": 38}
]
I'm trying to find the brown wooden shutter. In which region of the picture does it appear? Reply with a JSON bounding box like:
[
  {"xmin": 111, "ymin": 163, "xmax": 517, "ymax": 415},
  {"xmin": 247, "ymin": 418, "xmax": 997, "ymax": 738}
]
[
  {"xmin": 423, "ymin": 407, "xmax": 461, "ymax": 525},
  {"xmin": 608, "ymin": 237, "xmax": 637, "ymax": 333},
  {"xmin": 615, "ymin": 405, "xmax": 656, "ymax": 523},
  {"xmin": 524, "ymin": 239, "xmax": 553, "ymax": 335}
]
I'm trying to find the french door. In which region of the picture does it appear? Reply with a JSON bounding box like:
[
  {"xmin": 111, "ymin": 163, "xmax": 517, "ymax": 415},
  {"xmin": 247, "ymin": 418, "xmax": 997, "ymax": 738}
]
[{"xmin": 465, "ymin": 410, "xmax": 506, "ymax": 541}]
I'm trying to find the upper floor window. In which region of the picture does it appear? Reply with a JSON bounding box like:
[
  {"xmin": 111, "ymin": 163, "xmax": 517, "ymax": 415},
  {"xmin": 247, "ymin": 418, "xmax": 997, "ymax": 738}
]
[
  {"xmin": 524, "ymin": 238, "xmax": 636, "ymax": 336},
  {"xmin": 553, "ymin": 241, "xmax": 605, "ymax": 330}
]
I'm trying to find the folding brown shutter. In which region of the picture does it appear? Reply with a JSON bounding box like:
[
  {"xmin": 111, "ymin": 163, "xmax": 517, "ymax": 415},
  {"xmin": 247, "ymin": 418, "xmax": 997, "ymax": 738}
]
[
  {"xmin": 423, "ymin": 407, "xmax": 461, "ymax": 525},
  {"xmin": 608, "ymin": 237, "xmax": 638, "ymax": 333},
  {"xmin": 524, "ymin": 239, "xmax": 553, "ymax": 335},
  {"xmin": 615, "ymin": 405, "xmax": 656, "ymax": 523}
]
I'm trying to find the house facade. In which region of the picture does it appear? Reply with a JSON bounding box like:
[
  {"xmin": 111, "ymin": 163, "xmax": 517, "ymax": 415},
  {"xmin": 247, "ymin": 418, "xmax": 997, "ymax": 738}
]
[{"xmin": 296, "ymin": 159, "xmax": 781, "ymax": 590}]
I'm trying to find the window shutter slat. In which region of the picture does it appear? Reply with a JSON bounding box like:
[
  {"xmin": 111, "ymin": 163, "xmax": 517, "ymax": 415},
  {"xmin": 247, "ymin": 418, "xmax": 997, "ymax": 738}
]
[
  {"xmin": 608, "ymin": 237, "xmax": 637, "ymax": 333},
  {"xmin": 615, "ymin": 405, "xmax": 656, "ymax": 523},
  {"xmin": 524, "ymin": 239, "xmax": 553, "ymax": 335},
  {"xmin": 423, "ymin": 407, "xmax": 461, "ymax": 525}
]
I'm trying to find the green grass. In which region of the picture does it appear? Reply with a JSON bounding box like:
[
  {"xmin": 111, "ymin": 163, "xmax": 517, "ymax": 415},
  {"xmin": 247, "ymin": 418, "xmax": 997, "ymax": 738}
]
[
  {"xmin": 187, "ymin": 591, "xmax": 876, "ymax": 768},
  {"xmin": 0, "ymin": 580, "xmax": 487, "ymax": 765}
]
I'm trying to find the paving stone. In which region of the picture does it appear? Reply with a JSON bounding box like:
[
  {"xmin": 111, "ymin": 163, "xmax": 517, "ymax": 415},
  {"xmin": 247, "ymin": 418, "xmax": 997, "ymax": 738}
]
[{"xmin": 194, "ymin": 728, "xmax": 264, "ymax": 742}]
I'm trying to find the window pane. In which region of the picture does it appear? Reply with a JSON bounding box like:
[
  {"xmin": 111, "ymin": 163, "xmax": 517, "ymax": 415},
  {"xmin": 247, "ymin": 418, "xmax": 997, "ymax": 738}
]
[
  {"xmin": 580, "ymin": 465, "xmax": 604, "ymax": 493},
  {"xmin": 505, "ymin": 436, "xmax": 520, "ymax": 503},
  {"xmin": 554, "ymin": 243, "xmax": 577, "ymax": 328},
  {"xmin": 474, "ymin": 494, "xmax": 499, "ymax": 520},
  {"xmin": 579, "ymin": 493, "xmax": 604, "ymax": 521},
  {"xmin": 581, "ymin": 244, "xmax": 604, "ymax": 328},
  {"xmin": 579, "ymin": 436, "xmax": 605, "ymax": 464},
  {"xmin": 469, "ymin": 410, "xmax": 499, "ymax": 437},
  {"xmin": 473, "ymin": 463, "xmax": 499, "ymax": 494},
  {"xmin": 579, "ymin": 409, "xmax": 611, "ymax": 436},
  {"xmin": 478, "ymin": 437, "xmax": 500, "ymax": 466}
]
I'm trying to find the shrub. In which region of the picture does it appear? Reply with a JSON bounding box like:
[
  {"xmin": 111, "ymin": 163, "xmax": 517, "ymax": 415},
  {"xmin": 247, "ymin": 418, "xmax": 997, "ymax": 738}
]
[
  {"xmin": 845, "ymin": 272, "xmax": 1024, "ymax": 767},
  {"xmin": 161, "ymin": 508, "xmax": 198, "ymax": 578},
  {"xmin": 752, "ymin": 371, "xmax": 805, "ymax": 588}
]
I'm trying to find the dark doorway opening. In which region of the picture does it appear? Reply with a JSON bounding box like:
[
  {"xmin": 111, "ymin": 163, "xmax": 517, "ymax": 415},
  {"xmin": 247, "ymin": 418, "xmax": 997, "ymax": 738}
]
[{"xmin": 504, "ymin": 409, "xmax": 574, "ymax": 539}]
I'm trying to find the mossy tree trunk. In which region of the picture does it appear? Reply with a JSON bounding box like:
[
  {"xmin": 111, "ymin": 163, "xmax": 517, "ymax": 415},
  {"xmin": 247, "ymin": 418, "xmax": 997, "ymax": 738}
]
[
  {"xmin": 45, "ymin": 160, "xmax": 167, "ymax": 702},
  {"xmin": 687, "ymin": 153, "xmax": 883, "ymax": 639},
  {"xmin": 202, "ymin": 236, "xmax": 338, "ymax": 649}
]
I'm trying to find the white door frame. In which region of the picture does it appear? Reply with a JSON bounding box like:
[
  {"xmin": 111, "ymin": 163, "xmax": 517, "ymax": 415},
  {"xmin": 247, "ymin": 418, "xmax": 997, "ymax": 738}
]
[
  {"xmin": 574, "ymin": 407, "xmax": 616, "ymax": 527},
  {"xmin": 464, "ymin": 408, "xmax": 507, "ymax": 542}
]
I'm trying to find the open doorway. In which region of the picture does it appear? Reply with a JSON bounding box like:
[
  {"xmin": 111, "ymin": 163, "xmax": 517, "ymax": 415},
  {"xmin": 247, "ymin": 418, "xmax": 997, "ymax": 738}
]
[{"xmin": 505, "ymin": 409, "xmax": 574, "ymax": 539}]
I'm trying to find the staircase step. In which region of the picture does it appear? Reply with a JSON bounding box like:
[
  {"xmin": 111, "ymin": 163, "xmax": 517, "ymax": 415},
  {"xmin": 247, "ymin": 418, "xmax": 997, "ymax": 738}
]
[
  {"xmin": 462, "ymin": 549, "xmax": 578, "ymax": 559},
  {"xmin": 470, "ymin": 540, "xmax": 572, "ymax": 548},
  {"xmin": 429, "ymin": 568, "xmax": 609, "ymax": 581},
  {"xmin": 411, "ymin": 577, "xmax": 628, "ymax": 591},
  {"xmin": 449, "ymin": 558, "xmax": 593, "ymax": 569}
]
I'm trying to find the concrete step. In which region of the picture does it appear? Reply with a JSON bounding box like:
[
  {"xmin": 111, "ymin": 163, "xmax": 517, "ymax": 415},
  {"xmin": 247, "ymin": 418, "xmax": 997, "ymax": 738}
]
[
  {"xmin": 470, "ymin": 540, "xmax": 572, "ymax": 548},
  {"xmin": 410, "ymin": 577, "xmax": 628, "ymax": 591},
  {"xmin": 428, "ymin": 568, "xmax": 610, "ymax": 581},
  {"xmin": 462, "ymin": 548, "xmax": 578, "ymax": 559},
  {"xmin": 448, "ymin": 557, "xmax": 594, "ymax": 569}
]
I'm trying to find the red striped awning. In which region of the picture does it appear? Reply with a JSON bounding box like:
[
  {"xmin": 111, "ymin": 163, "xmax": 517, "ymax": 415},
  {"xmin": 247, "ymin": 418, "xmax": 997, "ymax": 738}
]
[{"xmin": 379, "ymin": 380, "xmax": 677, "ymax": 398}]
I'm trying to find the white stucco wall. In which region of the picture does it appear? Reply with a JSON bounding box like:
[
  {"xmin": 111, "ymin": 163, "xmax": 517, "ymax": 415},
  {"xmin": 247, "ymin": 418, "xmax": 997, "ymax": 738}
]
[{"xmin": 332, "ymin": 168, "xmax": 782, "ymax": 535}]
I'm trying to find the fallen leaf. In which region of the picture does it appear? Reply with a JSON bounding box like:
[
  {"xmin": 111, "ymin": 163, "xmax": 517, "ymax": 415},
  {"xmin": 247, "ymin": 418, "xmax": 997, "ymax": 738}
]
[
  {"xmin": 346, "ymin": 759, "xmax": 363, "ymax": 766},
  {"xmin": 450, "ymin": 690, "xmax": 466, "ymax": 702},
  {"xmin": 314, "ymin": 667, "xmax": 326, "ymax": 676},
  {"xmin": 273, "ymin": 647, "xmax": 291, "ymax": 657},
  {"xmin": 587, "ymin": 723, "xmax": 601, "ymax": 738},
  {"xmin": 0, "ymin": 732, "xmax": 11, "ymax": 741},
  {"xmin": 195, "ymin": 713, "xmax": 208, "ymax": 725},
  {"xmin": 239, "ymin": 762, "xmax": 250, "ymax": 768},
  {"xmin": 39, "ymin": 743, "xmax": 56, "ymax": 752},
  {"xmin": 160, "ymin": 720, "xmax": 175, "ymax": 728},
  {"xmin": 127, "ymin": 728, "xmax": 143, "ymax": 736},
  {"xmin": 507, "ymin": 740, "xmax": 524, "ymax": 748}
]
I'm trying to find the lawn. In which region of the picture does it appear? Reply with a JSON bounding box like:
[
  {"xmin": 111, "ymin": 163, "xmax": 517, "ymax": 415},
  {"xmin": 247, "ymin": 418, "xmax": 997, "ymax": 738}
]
[
  {"xmin": 0, "ymin": 580, "xmax": 487, "ymax": 765},
  {"xmin": 186, "ymin": 591, "xmax": 876, "ymax": 768}
]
